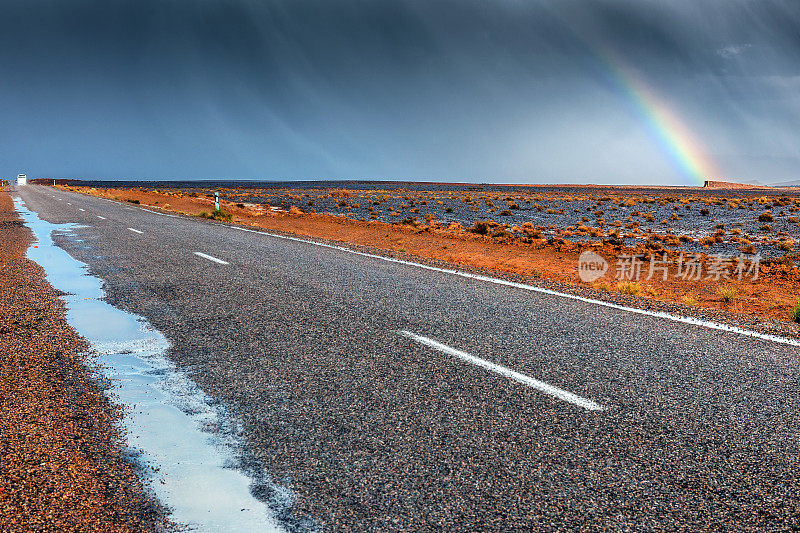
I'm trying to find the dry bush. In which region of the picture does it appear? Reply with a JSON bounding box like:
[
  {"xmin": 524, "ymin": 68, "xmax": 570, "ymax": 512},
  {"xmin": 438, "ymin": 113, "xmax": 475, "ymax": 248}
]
[
  {"xmin": 470, "ymin": 220, "xmax": 492, "ymax": 235},
  {"xmin": 717, "ymin": 285, "xmax": 738, "ymax": 302},
  {"xmin": 447, "ymin": 221, "xmax": 463, "ymax": 231},
  {"xmin": 791, "ymin": 302, "xmax": 800, "ymax": 323},
  {"xmin": 616, "ymin": 281, "xmax": 641, "ymax": 296},
  {"xmin": 681, "ymin": 294, "xmax": 699, "ymax": 307},
  {"xmin": 738, "ymin": 240, "xmax": 756, "ymax": 254}
]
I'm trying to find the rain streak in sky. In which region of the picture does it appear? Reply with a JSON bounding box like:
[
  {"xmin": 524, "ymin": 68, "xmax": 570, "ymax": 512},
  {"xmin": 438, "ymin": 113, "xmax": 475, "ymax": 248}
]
[{"xmin": 1, "ymin": 0, "xmax": 799, "ymax": 185}]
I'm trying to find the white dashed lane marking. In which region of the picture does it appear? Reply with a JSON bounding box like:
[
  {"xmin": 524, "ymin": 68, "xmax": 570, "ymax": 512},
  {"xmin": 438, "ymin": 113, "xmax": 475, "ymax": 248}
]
[
  {"xmin": 400, "ymin": 330, "xmax": 605, "ymax": 411},
  {"xmin": 193, "ymin": 252, "xmax": 230, "ymax": 265}
]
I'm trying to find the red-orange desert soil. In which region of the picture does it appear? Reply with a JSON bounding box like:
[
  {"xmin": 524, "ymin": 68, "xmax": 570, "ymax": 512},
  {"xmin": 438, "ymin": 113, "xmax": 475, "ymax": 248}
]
[
  {"xmin": 66, "ymin": 185, "xmax": 800, "ymax": 326},
  {"xmin": 0, "ymin": 188, "xmax": 164, "ymax": 531}
]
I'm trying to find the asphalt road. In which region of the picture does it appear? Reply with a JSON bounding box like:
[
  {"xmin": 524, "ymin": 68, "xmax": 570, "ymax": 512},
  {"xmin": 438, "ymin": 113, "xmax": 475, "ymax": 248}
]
[{"xmin": 15, "ymin": 185, "xmax": 800, "ymax": 531}]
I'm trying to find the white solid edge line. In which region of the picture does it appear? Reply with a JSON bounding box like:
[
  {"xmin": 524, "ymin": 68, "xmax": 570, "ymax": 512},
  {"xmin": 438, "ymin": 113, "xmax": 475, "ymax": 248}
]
[
  {"xmin": 127, "ymin": 227, "xmax": 143, "ymax": 234},
  {"xmin": 230, "ymin": 225, "xmax": 800, "ymax": 348},
  {"xmin": 400, "ymin": 330, "xmax": 605, "ymax": 411},
  {"xmin": 194, "ymin": 252, "xmax": 230, "ymax": 265},
  {"xmin": 79, "ymin": 208, "xmax": 85, "ymax": 211},
  {"xmin": 97, "ymin": 216, "xmax": 106, "ymax": 220},
  {"xmin": 140, "ymin": 207, "xmax": 178, "ymax": 217}
]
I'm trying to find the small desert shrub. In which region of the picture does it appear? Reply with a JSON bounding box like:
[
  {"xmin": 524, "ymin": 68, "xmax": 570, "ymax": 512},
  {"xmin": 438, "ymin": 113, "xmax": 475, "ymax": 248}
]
[
  {"xmin": 499, "ymin": 210, "xmax": 513, "ymax": 216},
  {"xmin": 777, "ymin": 240, "xmax": 795, "ymax": 252},
  {"xmin": 738, "ymin": 240, "xmax": 756, "ymax": 254},
  {"xmin": 616, "ymin": 281, "xmax": 641, "ymax": 296},
  {"xmin": 643, "ymin": 285, "xmax": 658, "ymax": 297},
  {"xmin": 470, "ymin": 221, "xmax": 491, "ymax": 235},
  {"xmin": 199, "ymin": 208, "xmax": 233, "ymax": 222},
  {"xmin": 236, "ymin": 203, "xmax": 245, "ymax": 208},
  {"xmin": 699, "ymin": 208, "xmax": 710, "ymax": 216},
  {"xmin": 444, "ymin": 207, "xmax": 454, "ymax": 213},
  {"xmin": 594, "ymin": 281, "xmax": 611, "ymax": 292},
  {"xmin": 126, "ymin": 199, "xmax": 140, "ymax": 204},
  {"xmin": 791, "ymin": 302, "xmax": 800, "ymax": 323},
  {"xmin": 681, "ymin": 294, "xmax": 699, "ymax": 307},
  {"xmin": 758, "ymin": 211, "xmax": 774, "ymax": 222},
  {"xmin": 717, "ymin": 285, "xmax": 738, "ymax": 302}
]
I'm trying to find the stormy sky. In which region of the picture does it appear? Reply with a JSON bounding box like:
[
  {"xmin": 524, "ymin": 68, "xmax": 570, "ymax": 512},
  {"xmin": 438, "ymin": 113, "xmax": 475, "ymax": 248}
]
[{"xmin": 1, "ymin": 0, "xmax": 798, "ymax": 185}]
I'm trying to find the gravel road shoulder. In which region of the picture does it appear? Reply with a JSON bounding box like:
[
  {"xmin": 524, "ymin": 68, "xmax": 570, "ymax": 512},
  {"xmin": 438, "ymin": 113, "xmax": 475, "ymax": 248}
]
[{"xmin": 0, "ymin": 188, "xmax": 167, "ymax": 531}]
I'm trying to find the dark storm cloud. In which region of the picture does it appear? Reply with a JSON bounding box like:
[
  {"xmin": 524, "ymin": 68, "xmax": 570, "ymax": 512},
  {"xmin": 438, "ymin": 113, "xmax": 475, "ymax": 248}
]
[{"xmin": 1, "ymin": 0, "xmax": 798, "ymax": 183}]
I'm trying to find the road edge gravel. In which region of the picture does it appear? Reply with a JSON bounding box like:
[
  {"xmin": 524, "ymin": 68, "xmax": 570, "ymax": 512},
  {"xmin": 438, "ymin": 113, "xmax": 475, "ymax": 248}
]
[{"xmin": 0, "ymin": 188, "xmax": 169, "ymax": 532}]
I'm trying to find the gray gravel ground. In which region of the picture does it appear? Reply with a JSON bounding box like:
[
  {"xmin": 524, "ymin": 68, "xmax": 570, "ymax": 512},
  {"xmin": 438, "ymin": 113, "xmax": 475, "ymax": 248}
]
[
  {"xmin": 213, "ymin": 184, "xmax": 800, "ymax": 259},
  {"xmin": 16, "ymin": 184, "xmax": 800, "ymax": 531}
]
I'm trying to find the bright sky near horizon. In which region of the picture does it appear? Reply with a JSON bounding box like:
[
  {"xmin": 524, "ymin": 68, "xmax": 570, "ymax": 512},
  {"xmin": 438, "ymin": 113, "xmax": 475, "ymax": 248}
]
[{"xmin": 1, "ymin": 0, "xmax": 799, "ymax": 185}]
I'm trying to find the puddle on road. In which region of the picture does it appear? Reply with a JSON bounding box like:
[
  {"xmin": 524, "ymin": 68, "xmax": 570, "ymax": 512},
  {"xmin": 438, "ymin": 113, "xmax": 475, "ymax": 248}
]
[{"xmin": 14, "ymin": 196, "xmax": 283, "ymax": 532}]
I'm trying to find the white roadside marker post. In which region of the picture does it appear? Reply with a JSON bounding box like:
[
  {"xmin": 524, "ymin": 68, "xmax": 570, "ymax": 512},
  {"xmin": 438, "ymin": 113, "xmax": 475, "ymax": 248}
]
[{"xmin": 215, "ymin": 192, "xmax": 220, "ymax": 211}]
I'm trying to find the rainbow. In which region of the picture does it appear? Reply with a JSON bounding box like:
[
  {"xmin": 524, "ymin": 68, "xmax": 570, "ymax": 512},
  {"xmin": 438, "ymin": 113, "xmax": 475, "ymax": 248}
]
[
  {"xmin": 537, "ymin": 6, "xmax": 722, "ymax": 185},
  {"xmin": 599, "ymin": 48, "xmax": 721, "ymax": 186}
]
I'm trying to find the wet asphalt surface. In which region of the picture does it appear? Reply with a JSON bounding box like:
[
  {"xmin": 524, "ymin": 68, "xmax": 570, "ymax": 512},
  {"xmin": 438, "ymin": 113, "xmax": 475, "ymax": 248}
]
[{"xmin": 15, "ymin": 185, "xmax": 800, "ymax": 531}]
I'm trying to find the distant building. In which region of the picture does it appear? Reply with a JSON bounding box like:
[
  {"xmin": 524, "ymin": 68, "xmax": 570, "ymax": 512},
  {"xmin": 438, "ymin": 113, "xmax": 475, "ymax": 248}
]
[{"xmin": 16, "ymin": 174, "xmax": 27, "ymax": 186}]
